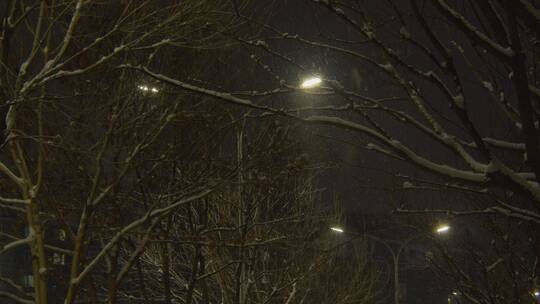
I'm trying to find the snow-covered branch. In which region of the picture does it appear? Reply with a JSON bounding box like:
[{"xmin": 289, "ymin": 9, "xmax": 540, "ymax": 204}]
[
  {"xmin": 71, "ymin": 187, "xmax": 214, "ymax": 285},
  {"xmin": 0, "ymin": 291, "xmax": 34, "ymax": 304},
  {"xmin": 433, "ymin": 0, "xmax": 514, "ymax": 58}
]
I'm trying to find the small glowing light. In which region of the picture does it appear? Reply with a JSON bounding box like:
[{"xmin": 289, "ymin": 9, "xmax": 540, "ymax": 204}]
[
  {"xmin": 138, "ymin": 85, "xmax": 159, "ymax": 93},
  {"xmin": 436, "ymin": 225, "xmax": 451, "ymax": 234},
  {"xmin": 534, "ymin": 290, "xmax": 539, "ymax": 297},
  {"xmin": 452, "ymin": 291, "xmax": 458, "ymax": 296},
  {"xmin": 300, "ymin": 76, "xmax": 322, "ymax": 89},
  {"xmin": 330, "ymin": 227, "xmax": 344, "ymax": 233}
]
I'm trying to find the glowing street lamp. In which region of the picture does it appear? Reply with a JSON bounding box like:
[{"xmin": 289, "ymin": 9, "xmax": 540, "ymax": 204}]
[
  {"xmin": 328, "ymin": 225, "xmax": 451, "ymax": 304},
  {"xmin": 435, "ymin": 224, "xmax": 451, "ymax": 234},
  {"xmin": 330, "ymin": 226, "xmax": 345, "ymax": 233},
  {"xmin": 300, "ymin": 76, "xmax": 322, "ymax": 89}
]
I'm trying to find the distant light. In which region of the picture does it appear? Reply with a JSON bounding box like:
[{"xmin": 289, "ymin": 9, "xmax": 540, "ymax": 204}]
[
  {"xmin": 436, "ymin": 225, "xmax": 451, "ymax": 234},
  {"xmin": 534, "ymin": 290, "xmax": 539, "ymax": 297},
  {"xmin": 138, "ymin": 85, "xmax": 159, "ymax": 93},
  {"xmin": 330, "ymin": 227, "xmax": 344, "ymax": 233},
  {"xmin": 300, "ymin": 76, "xmax": 322, "ymax": 89},
  {"xmin": 452, "ymin": 291, "xmax": 458, "ymax": 296}
]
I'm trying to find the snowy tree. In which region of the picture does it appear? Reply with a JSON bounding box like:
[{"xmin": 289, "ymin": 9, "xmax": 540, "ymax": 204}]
[
  {"xmin": 0, "ymin": 1, "xmax": 244, "ymax": 303},
  {"xmin": 132, "ymin": 124, "xmax": 379, "ymax": 303},
  {"xmin": 0, "ymin": 1, "xmax": 381, "ymax": 303},
  {"xmin": 125, "ymin": 1, "xmax": 540, "ymax": 303}
]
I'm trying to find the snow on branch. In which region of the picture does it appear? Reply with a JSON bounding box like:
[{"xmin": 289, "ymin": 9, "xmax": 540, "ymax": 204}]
[
  {"xmin": 434, "ymin": 0, "xmax": 514, "ymax": 58},
  {"xmin": 0, "ymin": 236, "xmax": 31, "ymax": 255},
  {"xmin": 121, "ymin": 65, "xmax": 290, "ymax": 116},
  {"xmin": 518, "ymin": 0, "xmax": 540, "ymax": 26},
  {"xmin": 0, "ymin": 276, "xmax": 31, "ymax": 299},
  {"xmin": 71, "ymin": 187, "xmax": 214, "ymax": 286},
  {"xmin": 395, "ymin": 206, "xmax": 540, "ymax": 225},
  {"xmin": 122, "ymin": 64, "xmax": 540, "ymax": 210},
  {"xmin": 0, "ymin": 196, "xmax": 30, "ymax": 205},
  {"xmin": 529, "ymin": 84, "xmax": 540, "ymax": 99},
  {"xmin": 124, "ymin": 65, "xmax": 493, "ymax": 184},
  {"xmin": 49, "ymin": 0, "xmax": 85, "ymax": 68},
  {"xmin": 489, "ymin": 160, "xmax": 540, "ymax": 201},
  {"xmin": 486, "ymin": 258, "xmax": 504, "ymax": 272},
  {"xmin": 0, "ymin": 291, "xmax": 34, "ymax": 304},
  {"xmin": 464, "ymin": 138, "xmax": 526, "ymax": 151},
  {"xmin": 0, "ymin": 161, "xmax": 24, "ymax": 188},
  {"xmin": 303, "ymin": 115, "xmax": 486, "ymax": 183}
]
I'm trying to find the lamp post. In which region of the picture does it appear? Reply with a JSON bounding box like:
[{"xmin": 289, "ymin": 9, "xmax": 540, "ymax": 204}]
[{"xmin": 330, "ymin": 225, "xmax": 450, "ymax": 304}]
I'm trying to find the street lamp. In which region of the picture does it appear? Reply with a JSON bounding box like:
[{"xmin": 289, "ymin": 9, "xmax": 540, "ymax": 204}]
[
  {"xmin": 330, "ymin": 226, "xmax": 344, "ymax": 233},
  {"xmin": 328, "ymin": 227, "xmax": 407, "ymax": 304},
  {"xmin": 449, "ymin": 291, "xmax": 462, "ymax": 304},
  {"xmin": 435, "ymin": 224, "xmax": 451, "ymax": 234},
  {"xmin": 330, "ymin": 225, "xmax": 451, "ymax": 304},
  {"xmin": 530, "ymin": 290, "xmax": 540, "ymax": 303},
  {"xmin": 300, "ymin": 76, "xmax": 322, "ymax": 89}
]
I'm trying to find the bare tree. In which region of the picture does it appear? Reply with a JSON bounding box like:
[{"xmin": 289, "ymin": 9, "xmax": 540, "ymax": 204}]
[
  {"xmin": 134, "ymin": 126, "xmax": 380, "ymax": 304},
  {"xmin": 124, "ymin": 0, "xmax": 540, "ymax": 302},
  {"xmin": 0, "ymin": 1, "xmax": 250, "ymax": 303},
  {"xmin": 1, "ymin": 2, "xmax": 378, "ymax": 304}
]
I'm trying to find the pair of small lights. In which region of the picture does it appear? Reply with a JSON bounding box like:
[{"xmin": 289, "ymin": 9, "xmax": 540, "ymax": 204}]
[
  {"xmin": 329, "ymin": 225, "xmax": 451, "ymax": 235},
  {"xmin": 138, "ymin": 85, "xmax": 159, "ymax": 93}
]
